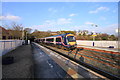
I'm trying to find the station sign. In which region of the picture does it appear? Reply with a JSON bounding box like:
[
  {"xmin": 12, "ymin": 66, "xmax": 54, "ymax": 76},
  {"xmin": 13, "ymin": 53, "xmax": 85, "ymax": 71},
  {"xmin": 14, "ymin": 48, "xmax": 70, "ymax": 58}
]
[{"xmin": 92, "ymin": 35, "xmax": 97, "ymax": 36}]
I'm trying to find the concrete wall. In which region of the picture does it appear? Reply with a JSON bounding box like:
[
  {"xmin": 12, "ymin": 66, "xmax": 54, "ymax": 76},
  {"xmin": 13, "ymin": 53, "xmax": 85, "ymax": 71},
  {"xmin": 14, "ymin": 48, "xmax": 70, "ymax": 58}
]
[
  {"xmin": 0, "ymin": 40, "xmax": 25, "ymax": 56},
  {"xmin": 76, "ymin": 40, "xmax": 118, "ymax": 48}
]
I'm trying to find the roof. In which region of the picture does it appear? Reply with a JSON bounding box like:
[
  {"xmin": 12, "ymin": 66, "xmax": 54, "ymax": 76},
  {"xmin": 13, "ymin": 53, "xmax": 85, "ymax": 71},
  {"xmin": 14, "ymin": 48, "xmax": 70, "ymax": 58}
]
[{"xmin": 0, "ymin": 26, "xmax": 9, "ymax": 35}]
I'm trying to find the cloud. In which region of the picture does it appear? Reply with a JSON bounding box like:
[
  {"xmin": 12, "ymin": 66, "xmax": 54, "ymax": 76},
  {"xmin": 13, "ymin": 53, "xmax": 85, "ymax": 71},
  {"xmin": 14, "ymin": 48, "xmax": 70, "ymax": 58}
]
[
  {"xmin": 74, "ymin": 23, "xmax": 118, "ymax": 35},
  {"xmin": 85, "ymin": 21, "xmax": 95, "ymax": 25},
  {"xmin": 45, "ymin": 20, "xmax": 56, "ymax": 25},
  {"xmin": 31, "ymin": 18, "xmax": 72, "ymax": 31},
  {"xmin": 57, "ymin": 18, "xmax": 72, "ymax": 24},
  {"xmin": 89, "ymin": 7, "xmax": 109, "ymax": 13},
  {"xmin": 104, "ymin": 24, "xmax": 118, "ymax": 33},
  {"xmin": 48, "ymin": 8, "xmax": 57, "ymax": 13},
  {"xmin": 88, "ymin": 23, "xmax": 118, "ymax": 34},
  {"xmin": 45, "ymin": 20, "xmax": 51, "ymax": 23},
  {"xmin": 45, "ymin": 18, "xmax": 72, "ymax": 25},
  {"xmin": 68, "ymin": 18, "xmax": 72, "ymax": 20},
  {"xmin": 0, "ymin": 14, "xmax": 21, "ymax": 21},
  {"xmin": 69, "ymin": 13, "xmax": 76, "ymax": 17}
]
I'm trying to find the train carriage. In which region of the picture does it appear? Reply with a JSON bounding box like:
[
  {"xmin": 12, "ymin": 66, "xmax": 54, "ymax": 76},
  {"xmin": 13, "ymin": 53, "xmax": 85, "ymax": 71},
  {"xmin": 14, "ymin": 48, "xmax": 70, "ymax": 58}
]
[{"xmin": 36, "ymin": 33, "xmax": 77, "ymax": 50}]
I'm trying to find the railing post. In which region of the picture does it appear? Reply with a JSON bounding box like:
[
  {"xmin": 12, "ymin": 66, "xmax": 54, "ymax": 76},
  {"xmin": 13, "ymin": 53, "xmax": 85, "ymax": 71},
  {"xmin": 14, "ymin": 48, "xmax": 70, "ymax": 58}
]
[
  {"xmin": 11, "ymin": 41, "xmax": 12, "ymax": 50},
  {"xmin": 4, "ymin": 41, "xmax": 5, "ymax": 52},
  {"xmin": 2, "ymin": 41, "xmax": 6, "ymax": 55},
  {"xmin": 74, "ymin": 49, "xmax": 79, "ymax": 59},
  {"xmin": 93, "ymin": 42, "xmax": 94, "ymax": 46},
  {"xmin": 15, "ymin": 40, "xmax": 16, "ymax": 48}
]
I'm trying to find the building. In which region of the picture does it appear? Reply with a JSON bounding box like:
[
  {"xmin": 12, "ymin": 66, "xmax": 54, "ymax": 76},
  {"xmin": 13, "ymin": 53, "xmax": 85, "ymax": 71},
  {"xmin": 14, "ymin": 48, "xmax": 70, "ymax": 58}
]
[
  {"xmin": 50, "ymin": 32, "xmax": 58, "ymax": 36},
  {"xmin": 0, "ymin": 26, "xmax": 21, "ymax": 40},
  {"xmin": 76, "ymin": 30, "xmax": 89, "ymax": 36},
  {"xmin": 0, "ymin": 26, "xmax": 10, "ymax": 40}
]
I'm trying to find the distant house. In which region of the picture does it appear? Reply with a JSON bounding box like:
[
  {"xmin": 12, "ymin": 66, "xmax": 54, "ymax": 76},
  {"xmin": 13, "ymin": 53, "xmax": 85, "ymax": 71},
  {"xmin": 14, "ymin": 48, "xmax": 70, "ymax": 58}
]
[
  {"xmin": 76, "ymin": 30, "xmax": 89, "ymax": 36},
  {"xmin": 0, "ymin": 26, "xmax": 10, "ymax": 39},
  {"xmin": 0, "ymin": 26, "xmax": 18, "ymax": 40},
  {"xmin": 50, "ymin": 32, "xmax": 58, "ymax": 36}
]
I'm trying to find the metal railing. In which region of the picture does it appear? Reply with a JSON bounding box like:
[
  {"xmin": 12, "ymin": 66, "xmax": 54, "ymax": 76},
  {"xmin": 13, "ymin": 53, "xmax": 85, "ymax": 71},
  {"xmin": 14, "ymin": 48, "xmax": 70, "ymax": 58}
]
[{"xmin": 0, "ymin": 40, "xmax": 25, "ymax": 56}]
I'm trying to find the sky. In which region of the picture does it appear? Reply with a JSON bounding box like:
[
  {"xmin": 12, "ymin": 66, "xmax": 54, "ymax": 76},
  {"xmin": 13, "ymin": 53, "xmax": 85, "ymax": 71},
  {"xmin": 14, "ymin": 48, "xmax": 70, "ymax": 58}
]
[{"xmin": 1, "ymin": 2, "xmax": 118, "ymax": 35}]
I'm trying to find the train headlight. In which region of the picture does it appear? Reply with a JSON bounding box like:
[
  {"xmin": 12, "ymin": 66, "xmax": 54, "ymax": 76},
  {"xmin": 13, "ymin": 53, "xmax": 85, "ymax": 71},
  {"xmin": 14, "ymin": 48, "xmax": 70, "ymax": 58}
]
[{"xmin": 67, "ymin": 43, "xmax": 70, "ymax": 45}]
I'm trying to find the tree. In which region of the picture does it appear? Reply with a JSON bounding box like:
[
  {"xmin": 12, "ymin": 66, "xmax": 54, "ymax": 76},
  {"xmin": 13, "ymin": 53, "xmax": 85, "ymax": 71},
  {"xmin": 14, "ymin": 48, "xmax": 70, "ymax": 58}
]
[
  {"xmin": 100, "ymin": 33, "xmax": 109, "ymax": 40},
  {"xmin": 6, "ymin": 22, "xmax": 24, "ymax": 39},
  {"xmin": 24, "ymin": 28, "xmax": 32, "ymax": 34},
  {"xmin": 31, "ymin": 31, "xmax": 52, "ymax": 38},
  {"xmin": 11, "ymin": 22, "xmax": 23, "ymax": 31},
  {"xmin": 60, "ymin": 31, "xmax": 76, "ymax": 35},
  {"xmin": 34, "ymin": 29, "xmax": 38, "ymax": 32},
  {"xmin": 109, "ymin": 35, "xmax": 118, "ymax": 40},
  {"xmin": 1, "ymin": 22, "xmax": 22, "ymax": 39},
  {"xmin": 24, "ymin": 28, "xmax": 32, "ymax": 40}
]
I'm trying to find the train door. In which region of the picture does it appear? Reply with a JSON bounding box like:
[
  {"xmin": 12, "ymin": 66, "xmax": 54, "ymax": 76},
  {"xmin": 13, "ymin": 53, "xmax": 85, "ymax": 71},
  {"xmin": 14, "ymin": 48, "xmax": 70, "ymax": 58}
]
[{"xmin": 54, "ymin": 37, "xmax": 56, "ymax": 45}]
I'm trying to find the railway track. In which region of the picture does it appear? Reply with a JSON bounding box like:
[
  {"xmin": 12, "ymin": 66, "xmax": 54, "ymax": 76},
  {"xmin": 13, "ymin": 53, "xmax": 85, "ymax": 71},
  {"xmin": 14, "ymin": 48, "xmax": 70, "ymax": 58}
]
[{"xmin": 39, "ymin": 43, "xmax": 120, "ymax": 80}]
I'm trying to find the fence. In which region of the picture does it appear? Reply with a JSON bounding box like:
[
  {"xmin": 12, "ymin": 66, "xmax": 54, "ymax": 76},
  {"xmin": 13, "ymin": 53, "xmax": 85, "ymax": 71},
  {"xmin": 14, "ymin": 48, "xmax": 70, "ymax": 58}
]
[
  {"xmin": 0, "ymin": 40, "xmax": 25, "ymax": 56},
  {"xmin": 76, "ymin": 40, "xmax": 118, "ymax": 48}
]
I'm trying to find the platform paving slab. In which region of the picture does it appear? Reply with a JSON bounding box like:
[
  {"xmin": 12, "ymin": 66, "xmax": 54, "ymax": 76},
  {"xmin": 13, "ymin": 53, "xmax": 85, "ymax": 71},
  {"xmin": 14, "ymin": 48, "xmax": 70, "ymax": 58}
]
[
  {"xmin": 31, "ymin": 43, "xmax": 73, "ymax": 79},
  {"xmin": 2, "ymin": 44, "xmax": 34, "ymax": 78}
]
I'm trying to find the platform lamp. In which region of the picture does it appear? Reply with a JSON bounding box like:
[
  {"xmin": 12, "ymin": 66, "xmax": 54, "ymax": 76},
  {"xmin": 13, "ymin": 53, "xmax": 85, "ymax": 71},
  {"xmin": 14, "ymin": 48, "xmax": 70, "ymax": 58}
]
[
  {"xmin": 115, "ymin": 28, "xmax": 119, "ymax": 49},
  {"xmin": 115, "ymin": 28, "xmax": 118, "ymax": 36},
  {"xmin": 91, "ymin": 24, "xmax": 98, "ymax": 46}
]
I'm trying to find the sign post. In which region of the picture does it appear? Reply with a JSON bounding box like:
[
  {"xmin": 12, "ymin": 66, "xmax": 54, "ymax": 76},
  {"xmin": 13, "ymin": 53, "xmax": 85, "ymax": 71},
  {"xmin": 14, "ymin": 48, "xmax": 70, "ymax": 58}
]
[{"xmin": 92, "ymin": 34, "xmax": 97, "ymax": 46}]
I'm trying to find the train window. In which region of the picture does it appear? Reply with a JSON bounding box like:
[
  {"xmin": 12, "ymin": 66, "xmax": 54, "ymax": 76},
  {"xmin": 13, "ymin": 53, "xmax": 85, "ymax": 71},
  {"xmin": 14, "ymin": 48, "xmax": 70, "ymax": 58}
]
[
  {"xmin": 46, "ymin": 39, "xmax": 49, "ymax": 41},
  {"xmin": 56, "ymin": 38, "xmax": 61, "ymax": 42},
  {"xmin": 67, "ymin": 36, "xmax": 76, "ymax": 42},
  {"xmin": 46, "ymin": 38, "xmax": 54, "ymax": 42}
]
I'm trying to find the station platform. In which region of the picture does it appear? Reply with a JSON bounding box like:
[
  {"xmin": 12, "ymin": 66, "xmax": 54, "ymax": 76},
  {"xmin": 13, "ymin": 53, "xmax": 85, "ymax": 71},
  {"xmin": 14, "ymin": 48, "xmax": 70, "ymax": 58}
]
[
  {"xmin": 2, "ymin": 44, "xmax": 34, "ymax": 78},
  {"xmin": 2, "ymin": 43, "xmax": 115, "ymax": 79},
  {"xmin": 32, "ymin": 43, "xmax": 72, "ymax": 78},
  {"xmin": 2, "ymin": 44, "xmax": 72, "ymax": 78}
]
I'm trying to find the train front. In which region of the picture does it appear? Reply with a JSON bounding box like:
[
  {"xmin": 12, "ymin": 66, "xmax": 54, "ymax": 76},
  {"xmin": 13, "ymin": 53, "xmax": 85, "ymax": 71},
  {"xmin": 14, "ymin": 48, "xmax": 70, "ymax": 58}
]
[{"xmin": 66, "ymin": 33, "xmax": 77, "ymax": 50}]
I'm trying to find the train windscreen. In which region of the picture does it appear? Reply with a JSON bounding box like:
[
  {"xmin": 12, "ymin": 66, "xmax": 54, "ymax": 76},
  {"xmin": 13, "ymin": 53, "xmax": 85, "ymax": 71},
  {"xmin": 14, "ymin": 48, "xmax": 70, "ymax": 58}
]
[{"xmin": 67, "ymin": 36, "xmax": 76, "ymax": 42}]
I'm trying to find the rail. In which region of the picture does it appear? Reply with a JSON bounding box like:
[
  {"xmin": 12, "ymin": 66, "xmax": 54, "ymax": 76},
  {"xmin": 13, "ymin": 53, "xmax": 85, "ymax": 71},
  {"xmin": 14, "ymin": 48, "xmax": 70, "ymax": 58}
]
[{"xmin": 39, "ymin": 43, "xmax": 120, "ymax": 79}]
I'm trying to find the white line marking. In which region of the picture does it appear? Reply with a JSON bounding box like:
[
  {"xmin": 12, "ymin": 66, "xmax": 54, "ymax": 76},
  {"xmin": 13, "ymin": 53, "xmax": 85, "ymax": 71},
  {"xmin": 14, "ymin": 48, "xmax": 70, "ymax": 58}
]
[{"xmin": 47, "ymin": 61, "xmax": 54, "ymax": 68}]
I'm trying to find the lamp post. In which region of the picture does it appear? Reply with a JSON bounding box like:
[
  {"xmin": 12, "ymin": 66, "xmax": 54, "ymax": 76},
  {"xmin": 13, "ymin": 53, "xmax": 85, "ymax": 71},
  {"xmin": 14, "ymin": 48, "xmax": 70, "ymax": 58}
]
[
  {"xmin": 91, "ymin": 24, "xmax": 98, "ymax": 46},
  {"xmin": 25, "ymin": 31, "xmax": 27, "ymax": 40},
  {"xmin": 22, "ymin": 28, "xmax": 24, "ymax": 40},
  {"xmin": 92, "ymin": 31, "xmax": 96, "ymax": 46}
]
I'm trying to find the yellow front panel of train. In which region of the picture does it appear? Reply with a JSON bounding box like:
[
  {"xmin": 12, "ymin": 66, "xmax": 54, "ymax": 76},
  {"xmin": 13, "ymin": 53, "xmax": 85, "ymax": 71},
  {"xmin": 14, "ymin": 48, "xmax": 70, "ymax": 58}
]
[
  {"xmin": 66, "ymin": 34, "xmax": 74, "ymax": 37},
  {"xmin": 69, "ymin": 42, "xmax": 76, "ymax": 45}
]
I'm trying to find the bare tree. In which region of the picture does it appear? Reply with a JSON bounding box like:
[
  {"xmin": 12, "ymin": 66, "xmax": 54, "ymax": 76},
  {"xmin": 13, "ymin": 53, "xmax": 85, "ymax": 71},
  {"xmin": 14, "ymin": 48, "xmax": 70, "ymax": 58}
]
[
  {"xmin": 11, "ymin": 22, "xmax": 23, "ymax": 31},
  {"xmin": 7, "ymin": 22, "xmax": 24, "ymax": 39},
  {"xmin": 24, "ymin": 28, "xmax": 32, "ymax": 34}
]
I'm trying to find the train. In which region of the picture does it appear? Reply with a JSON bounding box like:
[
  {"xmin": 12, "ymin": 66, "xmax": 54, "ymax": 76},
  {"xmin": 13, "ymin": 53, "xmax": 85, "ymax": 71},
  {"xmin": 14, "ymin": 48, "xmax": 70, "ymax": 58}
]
[{"xmin": 35, "ymin": 33, "xmax": 77, "ymax": 50}]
